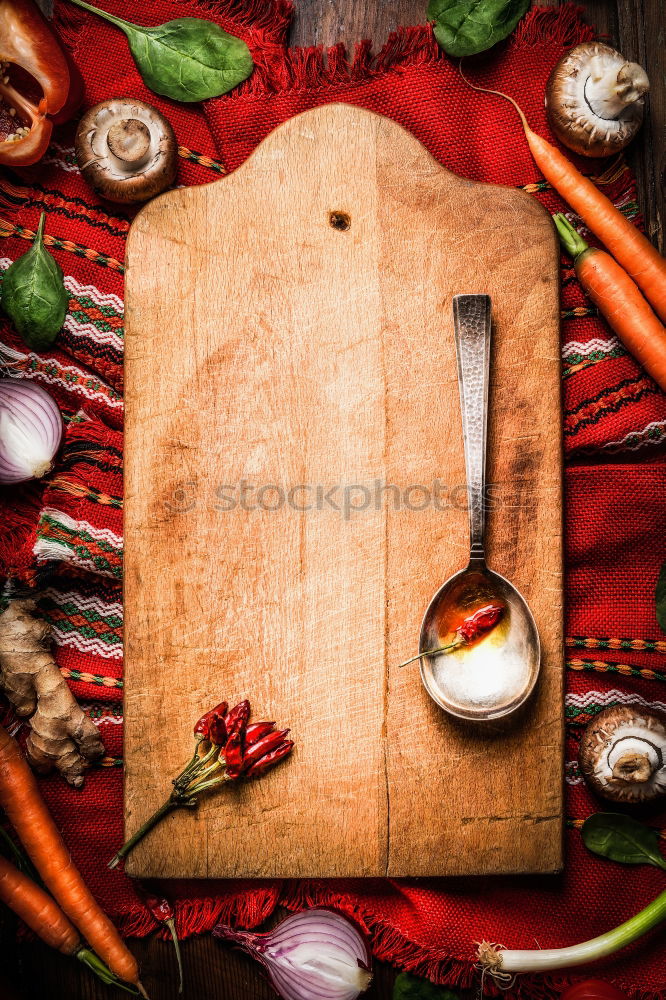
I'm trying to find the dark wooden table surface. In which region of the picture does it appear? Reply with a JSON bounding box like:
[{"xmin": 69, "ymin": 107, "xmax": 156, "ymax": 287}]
[{"xmin": 5, "ymin": 1, "xmax": 664, "ymax": 998}]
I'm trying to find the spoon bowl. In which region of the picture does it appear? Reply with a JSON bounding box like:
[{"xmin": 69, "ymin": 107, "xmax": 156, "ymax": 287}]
[
  {"xmin": 418, "ymin": 563, "xmax": 540, "ymax": 722},
  {"xmin": 416, "ymin": 295, "xmax": 541, "ymax": 722}
]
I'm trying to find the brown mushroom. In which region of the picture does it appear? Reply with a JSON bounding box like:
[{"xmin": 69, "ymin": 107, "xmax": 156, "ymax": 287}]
[
  {"xmin": 75, "ymin": 98, "xmax": 178, "ymax": 203},
  {"xmin": 545, "ymin": 42, "xmax": 649, "ymax": 158},
  {"xmin": 579, "ymin": 704, "xmax": 666, "ymax": 805}
]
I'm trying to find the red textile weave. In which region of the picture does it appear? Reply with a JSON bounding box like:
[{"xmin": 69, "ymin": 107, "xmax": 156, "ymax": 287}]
[{"xmin": 0, "ymin": 2, "xmax": 665, "ymax": 997}]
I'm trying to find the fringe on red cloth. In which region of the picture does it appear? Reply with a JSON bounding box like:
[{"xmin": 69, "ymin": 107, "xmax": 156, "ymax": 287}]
[
  {"xmin": 188, "ymin": 0, "xmax": 294, "ymax": 42},
  {"xmin": 53, "ymin": 0, "xmax": 295, "ymax": 56},
  {"xmin": 224, "ymin": 6, "xmax": 595, "ymax": 97}
]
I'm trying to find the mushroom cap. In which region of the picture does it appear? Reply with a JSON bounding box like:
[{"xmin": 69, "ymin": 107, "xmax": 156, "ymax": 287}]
[
  {"xmin": 579, "ymin": 704, "xmax": 666, "ymax": 804},
  {"xmin": 75, "ymin": 98, "xmax": 178, "ymax": 204},
  {"xmin": 545, "ymin": 42, "xmax": 647, "ymax": 158}
]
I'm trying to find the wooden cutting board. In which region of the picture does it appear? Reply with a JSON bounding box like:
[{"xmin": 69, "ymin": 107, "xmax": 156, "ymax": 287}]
[{"xmin": 123, "ymin": 103, "xmax": 564, "ymax": 879}]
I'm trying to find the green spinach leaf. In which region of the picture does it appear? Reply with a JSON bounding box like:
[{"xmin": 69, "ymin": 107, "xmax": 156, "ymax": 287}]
[
  {"xmin": 1, "ymin": 213, "xmax": 68, "ymax": 349},
  {"xmin": 66, "ymin": 0, "xmax": 253, "ymax": 102},
  {"xmin": 656, "ymin": 559, "xmax": 666, "ymax": 632},
  {"xmin": 393, "ymin": 971, "xmax": 459, "ymax": 1000},
  {"xmin": 427, "ymin": 0, "xmax": 531, "ymax": 57},
  {"xmin": 582, "ymin": 813, "xmax": 666, "ymax": 871}
]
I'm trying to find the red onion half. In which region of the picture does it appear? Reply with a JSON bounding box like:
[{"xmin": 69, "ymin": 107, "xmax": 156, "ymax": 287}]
[
  {"xmin": 213, "ymin": 908, "xmax": 372, "ymax": 1000},
  {"xmin": 0, "ymin": 379, "xmax": 62, "ymax": 484}
]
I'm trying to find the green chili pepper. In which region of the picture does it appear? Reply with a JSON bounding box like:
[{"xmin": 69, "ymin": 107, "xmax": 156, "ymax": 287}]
[{"xmin": 1, "ymin": 213, "xmax": 68, "ymax": 349}]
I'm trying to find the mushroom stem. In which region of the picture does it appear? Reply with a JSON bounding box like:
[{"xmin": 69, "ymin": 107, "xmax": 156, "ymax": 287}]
[
  {"xmin": 578, "ymin": 705, "xmax": 666, "ymax": 804},
  {"xmin": 586, "ymin": 56, "xmax": 650, "ymax": 119},
  {"xmin": 612, "ymin": 751, "xmax": 653, "ymax": 784},
  {"xmin": 75, "ymin": 98, "xmax": 178, "ymax": 203},
  {"xmin": 107, "ymin": 119, "xmax": 151, "ymax": 168}
]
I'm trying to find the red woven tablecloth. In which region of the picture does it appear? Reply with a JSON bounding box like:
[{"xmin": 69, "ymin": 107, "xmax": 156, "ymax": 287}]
[{"xmin": 1, "ymin": 2, "xmax": 665, "ymax": 997}]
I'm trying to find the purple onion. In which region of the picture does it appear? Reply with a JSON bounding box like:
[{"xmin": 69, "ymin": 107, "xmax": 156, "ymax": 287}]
[
  {"xmin": 213, "ymin": 908, "xmax": 372, "ymax": 1000},
  {"xmin": 0, "ymin": 379, "xmax": 63, "ymax": 484}
]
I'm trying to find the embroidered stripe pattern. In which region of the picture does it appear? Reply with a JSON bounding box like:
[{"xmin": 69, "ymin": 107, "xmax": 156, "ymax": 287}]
[
  {"xmin": 49, "ymin": 477, "xmax": 123, "ymax": 510},
  {"xmin": 597, "ymin": 419, "xmax": 666, "ymax": 453},
  {"xmin": 0, "ymin": 216, "xmax": 124, "ymax": 273},
  {"xmin": 0, "ymin": 346, "xmax": 123, "ymax": 411},
  {"xmin": 566, "ymin": 691, "xmax": 666, "ymax": 723},
  {"xmin": 0, "ymin": 176, "xmax": 131, "ymax": 237},
  {"xmin": 1, "ymin": 260, "xmax": 124, "ymax": 382},
  {"xmin": 566, "ymin": 635, "xmax": 666, "ymax": 653},
  {"xmin": 563, "ymin": 337, "xmax": 623, "ymax": 360},
  {"xmin": 567, "ymin": 658, "xmax": 666, "ymax": 682},
  {"xmin": 60, "ymin": 665, "xmax": 122, "ymax": 688},
  {"xmin": 43, "ymin": 586, "xmax": 123, "ymax": 619},
  {"xmin": 100, "ymin": 756, "xmax": 123, "ymax": 768},
  {"xmin": 562, "ymin": 306, "xmax": 597, "ymax": 320},
  {"xmin": 64, "ymin": 275, "xmax": 124, "ymax": 314},
  {"xmin": 561, "ymin": 337, "xmax": 627, "ymax": 378},
  {"xmin": 35, "ymin": 510, "xmax": 123, "ymax": 579},
  {"xmin": 39, "ymin": 588, "xmax": 123, "ymax": 661},
  {"xmin": 41, "ymin": 144, "xmax": 79, "ymax": 173},
  {"xmin": 59, "ymin": 440, "xmax": 123, "ymax": 476},
  {"xmin": 29, "ymin": 186, "xmax": 131, "ymax": 237},
  {"xmin": 564, "ymin": 374, "xmax": 660, "ymax": 437},
  {"xmin": 178, "ymin": 144, "xmax": 227, "ymax": 173},
  {"xmin": 65, "ymin": 309, "xmax": 124, "ymax": 351},
  {"xmin": 566, "ymin": 688, "xmax": 666, "ymax": 712},
  {"xmin": 83, "ymin": 703, "xmax": 123, "ymax": 725},
  {"xmin": 562, "ymin": 353, "xmax": 626, "ymax": 380},
  {"xmin": 565, "ymin": 760, "xmax": 584, "ymax": 785}
]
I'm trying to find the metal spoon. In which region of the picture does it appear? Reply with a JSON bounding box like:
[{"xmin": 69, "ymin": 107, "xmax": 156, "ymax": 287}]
[{"xmin": 417, "ymin": 295, "xmax": 541, "ymax": 722}]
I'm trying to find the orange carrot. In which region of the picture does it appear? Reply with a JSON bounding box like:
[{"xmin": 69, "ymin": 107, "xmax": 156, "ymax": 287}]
[
  {"xmin": 0, "ymin": 854, "xmax": 134, "ymax": 990},
  {"xmin": 461, "ymin": 71, "xmax": 666, "ymax": 324},
  {"xmin": 554, "ymin": 213, "xmax": 666, "ymax": 391},
  {"xmin": 0, "ymin": 725, "xmax": 144, "ymax": 993},
  {"xmin": 0, "ymin": 853, "xmax": 80, "ymax": 955}
]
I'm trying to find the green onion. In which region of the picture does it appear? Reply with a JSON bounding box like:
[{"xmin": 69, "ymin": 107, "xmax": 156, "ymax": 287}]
[{"xmin": 479, "ymin": 890, "xmax": 666, "ymax": 977}]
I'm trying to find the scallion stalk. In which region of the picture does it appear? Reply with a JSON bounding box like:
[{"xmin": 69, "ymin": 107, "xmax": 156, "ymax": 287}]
[{"xmin": 479, "ymin": 890, "xmax": 666, "ymax": 976}]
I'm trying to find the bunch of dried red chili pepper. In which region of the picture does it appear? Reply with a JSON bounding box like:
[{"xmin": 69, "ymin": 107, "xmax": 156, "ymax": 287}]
[
  {"xmin": 0, "ymin": 0, "xmax": 84, "ymax": 166},
  {"xmin": 108, "ymin": 700, "xmax": 293, "ymax": 870}
]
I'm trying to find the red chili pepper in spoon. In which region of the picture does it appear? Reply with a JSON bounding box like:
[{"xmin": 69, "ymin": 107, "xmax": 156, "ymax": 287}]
[
  {"xmin": 455, "ymin": 604, "xmax": 503, "ymax": 642},
  {"xmin": 399, "ymin": 603, "xmax": 504, "ymax": 667}
]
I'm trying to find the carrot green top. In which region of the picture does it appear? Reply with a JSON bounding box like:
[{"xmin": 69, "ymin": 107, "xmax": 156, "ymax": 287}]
[{"xmin": 553, "ymin": 213, "xmax": 590, "ymax": 260}]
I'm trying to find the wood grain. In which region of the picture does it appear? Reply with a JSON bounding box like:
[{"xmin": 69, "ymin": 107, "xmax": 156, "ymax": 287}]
[
  {"xmin": 123, "ymin": 103, "xmax": 563, "ymax": 879},
  {"xmin": 18, "ymin": 1, "xmax": 664, "ymax": 995}
]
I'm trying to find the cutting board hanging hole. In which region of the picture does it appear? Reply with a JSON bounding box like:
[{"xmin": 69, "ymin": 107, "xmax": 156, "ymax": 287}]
[{"xmin": 329, "ymin": 210, "xmax": 351, "ymax": 230}]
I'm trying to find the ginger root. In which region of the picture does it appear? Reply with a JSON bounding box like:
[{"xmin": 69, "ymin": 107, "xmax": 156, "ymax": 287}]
[{"xmin": 0, "ymin": 599, "xmax": 104, "ymax": 786}]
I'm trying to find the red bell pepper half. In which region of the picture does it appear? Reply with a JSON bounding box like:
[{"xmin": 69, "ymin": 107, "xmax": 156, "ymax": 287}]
[{"xmin": 0, "ymin": 0, "xmax": 80, "ymax": 166}]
